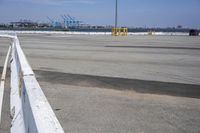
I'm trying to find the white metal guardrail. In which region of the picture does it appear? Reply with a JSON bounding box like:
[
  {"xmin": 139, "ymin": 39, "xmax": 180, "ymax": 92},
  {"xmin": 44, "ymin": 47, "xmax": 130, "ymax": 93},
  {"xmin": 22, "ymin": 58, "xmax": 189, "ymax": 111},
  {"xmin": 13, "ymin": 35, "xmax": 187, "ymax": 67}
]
[{"xmin": 0, "ymin": 35, "xmax": 64, "ymax": 133}]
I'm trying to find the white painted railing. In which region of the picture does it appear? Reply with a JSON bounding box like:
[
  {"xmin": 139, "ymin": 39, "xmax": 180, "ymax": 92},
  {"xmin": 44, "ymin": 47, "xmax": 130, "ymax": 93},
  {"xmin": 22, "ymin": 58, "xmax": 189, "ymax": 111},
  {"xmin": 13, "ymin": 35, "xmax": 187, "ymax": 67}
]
[{"xmin": 0, "ymin": 35, "xmax": 64, "ymax": 133}]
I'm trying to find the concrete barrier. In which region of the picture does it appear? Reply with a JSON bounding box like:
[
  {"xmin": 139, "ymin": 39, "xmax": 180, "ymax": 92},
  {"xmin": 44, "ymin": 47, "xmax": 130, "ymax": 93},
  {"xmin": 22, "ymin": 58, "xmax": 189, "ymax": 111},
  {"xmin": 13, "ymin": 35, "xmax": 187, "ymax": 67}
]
[
  {"xmin": 0, "ymin": 35, "xmax": 64, "ymax": 133},
  {"xmin": 0, "ymin": 30, "xmax": 191, "ymax": 36}
]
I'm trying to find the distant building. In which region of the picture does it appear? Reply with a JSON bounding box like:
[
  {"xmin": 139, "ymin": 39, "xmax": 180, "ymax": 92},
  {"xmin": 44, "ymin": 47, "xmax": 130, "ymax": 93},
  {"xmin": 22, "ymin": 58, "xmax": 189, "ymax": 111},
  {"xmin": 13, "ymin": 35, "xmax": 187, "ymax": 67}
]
[{"xmin": 10, "ymin": 20, "xmax": 38, "ymax": 28}]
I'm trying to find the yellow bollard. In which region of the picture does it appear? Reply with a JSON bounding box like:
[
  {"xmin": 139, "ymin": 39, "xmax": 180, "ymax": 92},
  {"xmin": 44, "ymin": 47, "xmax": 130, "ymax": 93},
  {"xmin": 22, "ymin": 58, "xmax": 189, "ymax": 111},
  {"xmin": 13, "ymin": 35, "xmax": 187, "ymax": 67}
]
[
  {"xmin": 125, "ymin": 28, "xmax": 128, "ymax": 36},
  {"xmin": 117, "ymin": 28, "xmax": 119, "ymax": 36},
  {"xmin": 112, "ymin": 27, "xmax": 117, "ymax": 36}
]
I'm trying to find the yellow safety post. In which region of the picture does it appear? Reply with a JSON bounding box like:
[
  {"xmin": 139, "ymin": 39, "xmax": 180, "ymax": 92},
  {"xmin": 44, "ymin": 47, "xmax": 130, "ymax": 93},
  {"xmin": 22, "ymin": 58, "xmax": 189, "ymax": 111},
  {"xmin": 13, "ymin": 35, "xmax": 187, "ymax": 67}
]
[
  {"xmin": 121, "ymin": 28, "xmax": 125, "ymax": 36},
  {"xmin": 112, "ymin": 27, "xmax": 117, "ymax": 36},
  {"xmin": 112, "ymin": 28, "xmax": 114, "ymax": 36},
  {"xmin": 117, "ymin": 28, "xmax": 121, "ymax": 36},
  {"xmin": 125, "ymin": 28, "xmax": 128, "ymax": 36}
]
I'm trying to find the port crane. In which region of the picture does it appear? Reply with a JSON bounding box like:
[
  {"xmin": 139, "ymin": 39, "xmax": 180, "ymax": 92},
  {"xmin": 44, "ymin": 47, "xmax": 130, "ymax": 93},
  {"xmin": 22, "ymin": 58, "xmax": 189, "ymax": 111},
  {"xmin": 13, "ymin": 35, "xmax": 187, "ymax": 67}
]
[{"xmin": 47, "ymin": 17, "xmax": 62, "ymax": 27}]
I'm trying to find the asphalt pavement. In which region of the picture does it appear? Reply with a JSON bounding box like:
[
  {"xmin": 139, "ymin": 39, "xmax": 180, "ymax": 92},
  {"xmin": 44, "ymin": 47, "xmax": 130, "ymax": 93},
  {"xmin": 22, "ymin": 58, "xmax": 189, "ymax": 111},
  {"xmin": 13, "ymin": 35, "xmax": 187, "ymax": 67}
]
[{"xmin": 0, "ymin": 34, "xmax": 200, "ymax": 133}]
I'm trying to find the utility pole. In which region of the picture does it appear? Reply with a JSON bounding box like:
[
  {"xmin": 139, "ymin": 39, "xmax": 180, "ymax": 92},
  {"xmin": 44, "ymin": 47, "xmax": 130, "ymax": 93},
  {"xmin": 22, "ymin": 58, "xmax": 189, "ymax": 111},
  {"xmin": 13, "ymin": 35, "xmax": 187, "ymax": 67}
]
[{"xmin": 115, "ymin": 0, "xmax": 118, "ymax": 28}]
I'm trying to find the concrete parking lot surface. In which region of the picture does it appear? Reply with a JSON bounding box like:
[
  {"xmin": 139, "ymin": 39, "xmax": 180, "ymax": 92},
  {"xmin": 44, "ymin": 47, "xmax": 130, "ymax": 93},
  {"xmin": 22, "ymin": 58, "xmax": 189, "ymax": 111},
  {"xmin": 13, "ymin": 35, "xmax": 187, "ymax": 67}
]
[
  {"xmin": 18, "ymin": 34, "xmax": 200, "ymax": 85},
  {"xmin": 0, "ymin": 34, "xmax": 200, "ymax": 133}
]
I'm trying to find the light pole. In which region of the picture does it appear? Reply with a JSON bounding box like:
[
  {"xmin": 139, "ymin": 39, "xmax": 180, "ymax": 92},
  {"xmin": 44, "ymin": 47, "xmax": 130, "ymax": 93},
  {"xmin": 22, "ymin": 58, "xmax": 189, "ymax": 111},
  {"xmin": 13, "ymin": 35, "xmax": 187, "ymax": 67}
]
[
  {"xmin": 113, "ymin": 0, "xmax": 128, "ymax": 36},
  {"xmin": 115, "ymin": 0, "xmax": 118, "ymax": 28}
]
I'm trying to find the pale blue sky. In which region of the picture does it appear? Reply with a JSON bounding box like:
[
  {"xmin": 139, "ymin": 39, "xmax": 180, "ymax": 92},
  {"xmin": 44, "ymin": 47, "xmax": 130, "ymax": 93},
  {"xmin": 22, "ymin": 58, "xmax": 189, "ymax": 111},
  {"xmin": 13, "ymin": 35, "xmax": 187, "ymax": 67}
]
[{"xmin": 0, "ymin": 0, "xmax": 200, "ymax": 28}]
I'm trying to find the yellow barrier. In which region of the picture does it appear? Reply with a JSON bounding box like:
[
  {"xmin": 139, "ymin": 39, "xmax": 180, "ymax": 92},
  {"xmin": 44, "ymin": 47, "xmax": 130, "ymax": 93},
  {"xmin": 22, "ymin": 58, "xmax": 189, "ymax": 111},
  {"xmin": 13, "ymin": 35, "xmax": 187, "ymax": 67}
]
[{"xmin": 112, "ymin": 27, "xmax": 128, "ymax": 36}]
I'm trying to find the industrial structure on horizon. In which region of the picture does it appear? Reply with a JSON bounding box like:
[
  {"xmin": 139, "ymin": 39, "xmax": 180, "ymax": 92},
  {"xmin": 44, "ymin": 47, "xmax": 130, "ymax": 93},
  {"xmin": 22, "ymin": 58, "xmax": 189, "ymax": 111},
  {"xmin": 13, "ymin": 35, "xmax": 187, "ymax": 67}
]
[
  {"xmin": 47, "ymin": 14, "xmax": 85, "ymax": 28},
  {"xmin": 0, "ymin": 14, "xmax": 113, "ymax": 30}
]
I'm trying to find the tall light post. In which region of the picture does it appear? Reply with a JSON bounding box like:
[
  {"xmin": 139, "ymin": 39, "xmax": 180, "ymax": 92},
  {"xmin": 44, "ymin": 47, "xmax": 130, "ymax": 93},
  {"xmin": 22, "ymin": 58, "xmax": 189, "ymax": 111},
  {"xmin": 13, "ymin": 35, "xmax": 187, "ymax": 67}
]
[
  {"xmin": 112, "ymin": 0, "xmax": 128, "ymax": 36},
  {"xmin": 115, "ymin": 0, "xmax": 118, "ymax": 28}
]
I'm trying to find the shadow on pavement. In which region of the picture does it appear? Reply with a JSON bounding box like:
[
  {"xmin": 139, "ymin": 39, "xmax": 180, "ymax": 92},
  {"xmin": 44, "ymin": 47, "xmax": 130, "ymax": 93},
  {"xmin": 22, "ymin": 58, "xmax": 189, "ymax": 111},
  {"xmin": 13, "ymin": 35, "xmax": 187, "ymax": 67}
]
[{"xmin": 35, "ymin": 69, "xmax": 200, "ymax": 99}]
